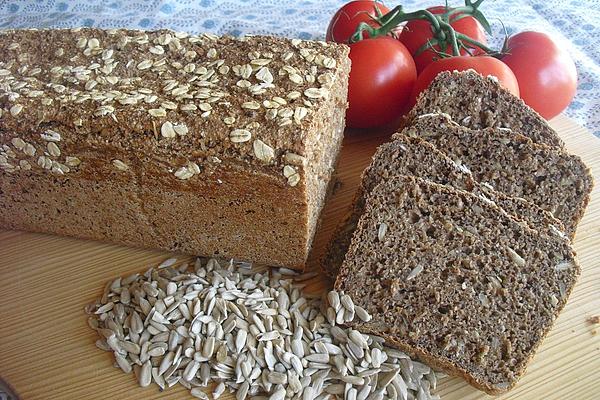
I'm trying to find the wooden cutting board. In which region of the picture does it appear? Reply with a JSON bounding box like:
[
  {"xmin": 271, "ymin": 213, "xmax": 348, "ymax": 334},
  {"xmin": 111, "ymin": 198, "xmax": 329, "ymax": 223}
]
[{"xmin": 1, "ymin": 114, "xmax": 598, "ymax": 400}]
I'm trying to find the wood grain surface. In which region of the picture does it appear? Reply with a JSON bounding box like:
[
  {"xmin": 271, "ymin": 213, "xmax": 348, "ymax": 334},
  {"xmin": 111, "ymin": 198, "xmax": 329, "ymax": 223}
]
[{"xmin": 0, "ymin": 114, "xmax": 599, "ymax": 400}]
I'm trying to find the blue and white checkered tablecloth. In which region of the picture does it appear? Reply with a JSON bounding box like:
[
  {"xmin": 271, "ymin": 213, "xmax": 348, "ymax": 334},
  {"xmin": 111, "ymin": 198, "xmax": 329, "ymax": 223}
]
[{"xmin": 1, "ymin": 0, "xmax": 599, "ymax": 137}]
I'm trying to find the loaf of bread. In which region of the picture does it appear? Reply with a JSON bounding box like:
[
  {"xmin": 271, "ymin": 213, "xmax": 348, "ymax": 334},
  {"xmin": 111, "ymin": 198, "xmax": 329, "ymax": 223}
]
[
  {"xmin": 406, "ymin": 70, "xmax": 565, "ymax": 149},
  {"xmin": 398, "ymin": 113, "xmax": 593, "ymax": 238},
  {"xmin": 335, "ymin": 175, "xmax": 580, "ymax": 394},
  {"xmin": 0, "ymin": 28, "xmax": 351, "ymax": 268},
  {"xmin": 321, "ymin": 134, "xmax": 563, "ymax": 278}
]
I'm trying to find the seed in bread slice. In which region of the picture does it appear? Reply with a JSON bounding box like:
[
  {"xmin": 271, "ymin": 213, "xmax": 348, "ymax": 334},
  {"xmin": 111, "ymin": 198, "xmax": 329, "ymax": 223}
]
[
  {"xmin": 321, "ymin": 135, "xmax": 563, "ymax": 278},
  {"xmin": 397, "ymin": 113, "xmax": 593, "ymax": 238},
  {"xmin": 406, "ymin": 70, "xmax": 565, "ymax": 149},
  {"xmin": 335, "ymin": 175, "xmax": 580, "ymax": 394}
]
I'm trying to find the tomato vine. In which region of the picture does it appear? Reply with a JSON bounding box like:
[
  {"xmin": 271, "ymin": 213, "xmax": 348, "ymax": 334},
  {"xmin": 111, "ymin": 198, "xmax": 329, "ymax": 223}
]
[{"xmin": 350, "ymin": 1, "xmax": 498, "ymax": 58}]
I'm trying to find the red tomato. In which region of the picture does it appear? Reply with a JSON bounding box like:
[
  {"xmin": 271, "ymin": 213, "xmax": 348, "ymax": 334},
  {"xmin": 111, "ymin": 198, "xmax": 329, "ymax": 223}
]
[
  {"xmin": 501, "ymin": 31, "xmax": 577, "ymax": 120},
  {"xmin": 326, "ymin": 1, "xmax": 391, "ymax": 43},
  {"xmin": 346, "ymin": 37, "xmax": 417, "ymax": 128},
  {"xmin": 399, "ymin": 6, "xmax": 487, "ymax": 73},
  {"xmin": 409, "ymin": 56, "xmax": 519, "ymax": 107}
]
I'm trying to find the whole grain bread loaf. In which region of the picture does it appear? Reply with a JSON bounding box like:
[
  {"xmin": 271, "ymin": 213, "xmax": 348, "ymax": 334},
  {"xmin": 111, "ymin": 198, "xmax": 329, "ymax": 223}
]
[
  {"xmin": 321, "ymin": 135, "xmax": 563, "ymax": 278},
  {"xmin": 0, "ymin": 28, "xmax": 350, "ymax": 269},
  {"xmin": 335, "ymin": 175, "xmax": 580, "ymax": 394},
  {"xmin": 406, "ymin": 70, "xmax": 565, "ymax": 149},
  {"xmin": 397, "ymin": 113, "xmax": 593, "ymax": 238}
]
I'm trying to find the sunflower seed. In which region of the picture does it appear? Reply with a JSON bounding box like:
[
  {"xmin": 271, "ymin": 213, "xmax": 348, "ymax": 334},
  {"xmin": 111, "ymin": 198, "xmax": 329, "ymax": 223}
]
[
  {"xmin": 236, "ymin": 330, "xmax": 247, "ymax": 353},
  {"xmin": 294, "ymin": 106, "xmax": 309, "ymax": 124},
  {"xmin": 173, "ymin": 123, "xmax": 188, "ymax": 136},
  {"xmin": 377, "ymin": 223, "xmax": 388, "ymax": 241},
  {"xmin": 259, "ymin": 331, "xmax": 280, "ymax": 341},
  {"xmin": 138, "ymin": 360, "xmax": 152, "ymax": 387},
  {"xmin": 191, "ymin": 388, "xmax": 209, "ymax": 399},
  {"xmin": 341, "ymin": 375, "xmax": 365, "ymax": 386},
  {"xmin": 327, "ymin": 291, "xmax": 340, "ymax": 310},
  {"xmin": 323, "ymin": 343, "xmax": 342, "ymax": 355},
  {"xmin": 41, "ymin": 130, "xmax": 61, "ymax": 142},
  {"xmin": 302, "ymin": 387, "xmax": 315, "ymax": 400},
  {"xmin": 289, "ymin": 73, "xmax": 303, "ymax": 84},
  {"xmin": 202, "ymin": 336, "xmax": 215, "ymax": 358},
  {"xmin": 112, "ymin": 159, "xmax": 129, "ymax": 171},
  {"xmin": 322, "ymin": 57, "xmax": 337, "ymax": 69},
  {"xmin": 354, "ymin": 306, "xmax": 372, "ymax": 322},
  {"xmin": 213, "ymin": 382, "xmax": 226, "ymax": 399},
  {"xmin": 341, "ymin": 295, "xmax": 354, "ymax": 312},
  {"xmin": 506, "ymin": 247, "xmax": 526, "ymax": 267},
  {"xmin": 267, "ymin": 371, "xmax": 287, "ymax": 384},
  {"xmin": 87, "ymin": 258, "xmax": 438, "ymax": 400},
  {"xmin": 241, "ymin": 101, "xmax": 260, "ymax": 110},
  {"xmin": 115, "ymin": 353, "xmax": 132, "ymax": 373},
  {"xmin": 47, "ymin": 142, "xmax": 61, "ymax": 157},
  {"xmin": 349, "ymin": 330, "xmax": 368, "ymax": 348},
  {"xmin": 269, "ymin": 387, "xmax": 286, "ymax": 400},
  {"xmin": 183, "ymin": 360, "xmax": 200, "ymax": 382},
  {"xmin": 406, "ymin": 265, "xmax": 424, "ymax": 281},
  {"xmin": 305, "ymin": 353, "xmax": 329, "ymax": 363},
  {"xmin": 147, "ymin": 345, "xmax": 166, "ymax": 357}
]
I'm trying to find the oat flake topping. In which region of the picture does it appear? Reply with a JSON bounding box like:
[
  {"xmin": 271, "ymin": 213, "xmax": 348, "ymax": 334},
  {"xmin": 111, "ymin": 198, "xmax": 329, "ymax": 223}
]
[{"xmin": 0, "ymin": 28, "xmax": 347, "ymax": 183}]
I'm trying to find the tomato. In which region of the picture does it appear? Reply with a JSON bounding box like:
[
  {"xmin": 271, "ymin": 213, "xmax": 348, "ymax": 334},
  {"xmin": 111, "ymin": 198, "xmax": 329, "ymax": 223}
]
[
  {"xmin": 399, "ymin": 6, "xmax": 487, "ymax": 73},
  {"xmin": 501, "ymin": 31, "xmax": 577, "ymax": 120},
  {"xmin": 326, "ymin": 1, "xmax": 391, "ymax": 43},
  {"xmin": 409, "ymin": 56, "xmax": 519, "ymax": 107},
  {"xmin": 346, "ymin": 37, "xmax": 417, "ymax": 128}
]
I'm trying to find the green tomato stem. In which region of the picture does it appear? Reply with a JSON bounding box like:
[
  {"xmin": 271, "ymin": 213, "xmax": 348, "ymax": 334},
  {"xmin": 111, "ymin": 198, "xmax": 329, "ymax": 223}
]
[
  {"xmin": 455, "ymin": 32, "xmax": 495, "ymax": 53},
  {"xmin": 349, "ymin": 0, "xmax": 499, "ymax": 60}
]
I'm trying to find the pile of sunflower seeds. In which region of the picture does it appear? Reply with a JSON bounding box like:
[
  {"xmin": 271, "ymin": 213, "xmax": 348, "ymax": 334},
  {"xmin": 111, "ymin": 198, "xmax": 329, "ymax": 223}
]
[{"xmin": 86, "ymin": 257, "xmax": 441, "ymax": 400}]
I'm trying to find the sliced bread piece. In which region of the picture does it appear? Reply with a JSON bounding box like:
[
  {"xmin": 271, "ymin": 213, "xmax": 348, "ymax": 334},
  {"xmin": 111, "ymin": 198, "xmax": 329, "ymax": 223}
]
[
  {"xmin": 335, "ymin": 175, "xmax": 580, "ymax": 394},
  {"xmin": 397, "ymin": 113, "xmax": 593, "ymax": 237},
  {"xmin": 406, "ymin": 70, "xmax": 565, "ymax": 149},
  {"xmin": 321, "ymin": 135, "xmax": 563, "ymax": 278}
]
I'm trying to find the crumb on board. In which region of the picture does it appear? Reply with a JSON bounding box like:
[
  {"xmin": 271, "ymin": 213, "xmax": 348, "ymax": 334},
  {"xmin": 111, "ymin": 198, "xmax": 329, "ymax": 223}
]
[
  {"xmin": 331, "ymin": 177, "xmax": 343, "ymax": 195},
  {"xmin": 587, "ymin": 315, "xmax": 600, "ymax": 325}
]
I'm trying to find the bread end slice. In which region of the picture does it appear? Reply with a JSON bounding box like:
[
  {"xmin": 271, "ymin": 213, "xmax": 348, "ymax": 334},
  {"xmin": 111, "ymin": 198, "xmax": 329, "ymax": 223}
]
[{"xmin": 405, "ymin": 70, "xmax": 565, "ymax": 149}]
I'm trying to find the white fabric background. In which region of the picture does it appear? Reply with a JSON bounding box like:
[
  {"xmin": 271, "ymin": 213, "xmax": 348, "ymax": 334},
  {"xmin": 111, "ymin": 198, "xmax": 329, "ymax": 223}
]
[{"xmin": 1, "ymin": 0, "xmax": 599, "ymax": 137}]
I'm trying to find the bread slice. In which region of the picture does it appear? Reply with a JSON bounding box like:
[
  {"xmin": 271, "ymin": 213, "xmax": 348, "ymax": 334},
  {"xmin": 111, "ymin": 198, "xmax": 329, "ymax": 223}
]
[
  {"xmin": 334, "ymin": 175, "xmax": 580, "ymax": 394},
  {"xmin": 321, "ymin": 135, "xmax": 563, "ymax": 278},
  {"xmin": 406, "ymin": 70, "xmax": 565, "ymax": 149},
  {"xmin": 397, "ymin": 113, "xmax": 593, "ymax": 238}
]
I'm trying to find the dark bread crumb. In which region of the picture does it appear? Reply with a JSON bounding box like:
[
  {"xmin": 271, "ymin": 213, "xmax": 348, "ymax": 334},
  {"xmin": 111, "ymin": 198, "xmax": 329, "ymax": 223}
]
[
  {"xmin": 321, "ymin": 134, "xmax": 563, "ymax": 278},
  {"xmin": 398, "ymin": 113, "xmax": 593, "ymax": 238},
  {"xmin": 335, "ymin": 175, "xmax": 580, "ymax": 394}
]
